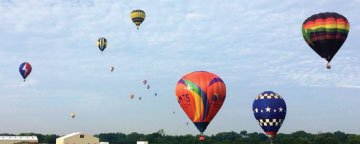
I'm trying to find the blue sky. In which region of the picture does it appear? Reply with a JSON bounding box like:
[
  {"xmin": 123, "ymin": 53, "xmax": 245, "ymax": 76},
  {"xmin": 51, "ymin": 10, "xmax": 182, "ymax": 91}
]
[{"xmin": 0, "ymin": 0, "xmax": 359, "ymax": 136}]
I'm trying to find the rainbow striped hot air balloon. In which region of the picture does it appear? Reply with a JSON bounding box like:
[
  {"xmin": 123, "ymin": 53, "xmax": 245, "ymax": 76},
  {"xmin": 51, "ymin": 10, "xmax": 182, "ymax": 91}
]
[
  {"xmin": 302, "ymin": 12, "xmax": 350, "ymax": 69},
  {"xmin": 175, "ymin": 71, "xmax": 226, "ymax": 141}
]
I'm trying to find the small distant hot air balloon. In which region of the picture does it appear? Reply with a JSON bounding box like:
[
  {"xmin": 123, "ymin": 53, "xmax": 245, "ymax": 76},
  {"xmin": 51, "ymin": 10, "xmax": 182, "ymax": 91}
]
[
  {"xmin": 186, "ymin": 122, "xmax": 189, "ymax": 126},
  {"xmin": 70, "ymin": 112, "xmax": 75, "ymax": 119},
  {"xmin": 302, "ymin": 12, "xmax": 350, "ymax": 69},
  {"xmin": 139, "ymin": 97, "xmax": 142, "ymax": 100},
  {"xmin": 147, "ymin": 84, "xmax": 150, "ymax": 90},
  {"xmin": 19, "ymin": 62, "xmax": 32, "ymax": 82},
  {"xmin": 130, "ymin": 93, "xmax": 135, "ymax": 99},
  {"xmin": 173, "ymin": 111, "xmax": 175, "ymax": 114},
  {"xmin": 110, "ymin": 66, "xmax": 114, "ymax": 72},
  {"xmin": 176, "ymin": 71, "xmax": 226, "ymax": 141},
  {"xmin": 143, "ymin": 80, "xmax": 147, "ymax": 85},
  {"xmin": 253, "ymin": 91, "xmax": 287, "ymax": 144},
  {"xmin": 130, "ymin": 9, "xmax": 146, "ymax": 30},
  {"xmin": 154, "ymin": 92, "xmax": 158, "ymax": 96},
  {"xmin": 97, "ymin": 37, "xmax": 107, "ymax": 53}
]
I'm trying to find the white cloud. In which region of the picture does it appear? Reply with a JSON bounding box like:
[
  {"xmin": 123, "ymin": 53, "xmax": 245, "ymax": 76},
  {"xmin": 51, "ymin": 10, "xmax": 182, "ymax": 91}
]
[
  {"xmin": 336, "ymin": 84, "xmax": 360, "ymax": 89},
  {"xmin": 185, "ymin": 13, "xmax": 206, "ymax": 19}
]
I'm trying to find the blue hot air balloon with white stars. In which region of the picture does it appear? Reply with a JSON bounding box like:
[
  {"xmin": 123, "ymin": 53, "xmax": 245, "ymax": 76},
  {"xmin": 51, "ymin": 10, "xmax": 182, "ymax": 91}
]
[{"xmin": 252, "ymin": 91, "xmax": 286, "ymax": 142}]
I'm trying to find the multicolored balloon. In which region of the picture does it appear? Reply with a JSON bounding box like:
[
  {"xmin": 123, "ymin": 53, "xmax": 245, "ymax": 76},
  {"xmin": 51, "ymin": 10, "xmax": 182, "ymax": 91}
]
[
  {"xmin": 130, "ymin": 9, "xmax": 146, "ymax": 30},
  {"xmin": 302, "ymin": 12, "xmax": 350, "ymax": 69},
  {"xmin": 253, "ymin": 91, "xmax": 286, "ymax": 142},
  {"xmin": 19, "ymin": 62, "xmax": 32, "ymax": 82},
  {"xmin": 97, "ymin": 37, "xmax": 107, "ymax": 53},
  {"xmin": 175, "ymin": 71, "xmax": 226, "ymax": 140}
]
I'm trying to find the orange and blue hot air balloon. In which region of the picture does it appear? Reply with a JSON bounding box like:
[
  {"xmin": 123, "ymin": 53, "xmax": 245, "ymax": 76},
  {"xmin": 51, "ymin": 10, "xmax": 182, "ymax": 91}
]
[
  {"xmin": 175, "ymin": 71, "xmax": 226, "ymax": 141},
  {"xmin": 19, "ymin": 62, "xmax": 32, "ymax": 82},
  {"xmin": 253, "ymin": 91, "xmax": 287, "ymax": 143}
]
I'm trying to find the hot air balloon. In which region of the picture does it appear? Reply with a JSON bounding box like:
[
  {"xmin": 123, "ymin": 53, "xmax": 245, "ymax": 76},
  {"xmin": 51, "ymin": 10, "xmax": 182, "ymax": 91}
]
[
  {"xmin": 19, "ymin": 62, "xmax": 32, "ymax": 82},
  {"xmin": 70, "ymin": 112, "xmax": 75, "ymax": 119},
  {"xmin": 143, "ymin": 80, "xmax": 147, "ymax": 85},
  {"xmin": 110, "ymin": 66, "xmax": 114, "ymax": 72},
  {"xmin": 97, "ymin": 37, "xmax": 107, "ymax": 53},
  {"xmin": 175, "ymin": 71, "xmax": 226, "ymax": 141},
  {"xmin": 130, "ymin": 93, "xmax": 135, "ymax": 99},
  {"xmin": 173, "ymin": 111, "xmax": 175, "ymax": 114},
  {"xmin": 130, "ymin": 9, "xmax": 146, "ymax": 30},
  {"xmin": 154, "ymin": 92, "xmax": 158, "ymax": 96},
  {"xmin": 302, "ymin": 12, "xmax": 350, "ymax": 69},
  {"xmin": 139, "ymin": 97, "xmax": 142, "ymax": 100},
  {"xmin": 253, "ymin": 91, "xmax": 286, "ymax": 144},
  {"xmin": 147, "ymin": 84, "xmax": 150, "ymax": 90}
]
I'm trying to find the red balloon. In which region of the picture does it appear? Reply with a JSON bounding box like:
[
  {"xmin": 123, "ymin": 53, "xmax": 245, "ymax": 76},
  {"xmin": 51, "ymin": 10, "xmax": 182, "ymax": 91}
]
[{"xmin": 175, "ymin": 71, "xmax": 226, "ymax": 134}]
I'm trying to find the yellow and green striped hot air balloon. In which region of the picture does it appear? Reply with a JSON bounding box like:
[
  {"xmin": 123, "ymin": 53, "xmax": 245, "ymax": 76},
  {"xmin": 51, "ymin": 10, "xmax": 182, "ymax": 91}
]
[
  {"xmin": 97, "ymin": 37, "xmax": 107, "ymax": 54},
  {"xmin": 130, "ymin": 9, "xmax": 146, "ymax": 30}
]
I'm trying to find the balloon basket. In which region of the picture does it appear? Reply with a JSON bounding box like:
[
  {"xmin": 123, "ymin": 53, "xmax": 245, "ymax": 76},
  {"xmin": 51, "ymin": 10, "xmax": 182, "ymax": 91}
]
[
  {"xmin": 326, "ymin": 63, "xmax": 331, "ymax": 69},
  {"xmin": 270, "ymin": 135, "xmax": 275, "ymax": 144}
]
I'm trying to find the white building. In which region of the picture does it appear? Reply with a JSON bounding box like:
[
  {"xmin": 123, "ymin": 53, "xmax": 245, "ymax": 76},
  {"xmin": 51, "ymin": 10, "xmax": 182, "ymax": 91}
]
[
  {"xmin": 0, "ymin": 136, "xmax": 38, "ymax": 144},
  {"xmin": 136, "ymin": 141, "xmax": 148, "ymax": 144},
  {"xmin": 56, "ymin": 132, "xmax": 99, "ymax": 144}
]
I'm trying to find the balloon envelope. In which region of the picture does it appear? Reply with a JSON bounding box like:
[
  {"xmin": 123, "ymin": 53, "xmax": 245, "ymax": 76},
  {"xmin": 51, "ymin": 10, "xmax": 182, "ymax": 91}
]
[
  {"xmin": 253, "ymin": 91, "xmax": 286, "ymax": 137},
  {"xmin": 130, "ymin": 9, "xmax": 146, "ymax": 29},
  {"xmin": 97, "ymin": 37, "xmax": 107, "ymax": 52},
  {"xmin": 19, "ymin": 62, "xmax": 32, "ymax": 81},
  {"xmin": 130, "ymin": 94, "xmax": 135, "ymax": 99},
  {"xmin": 110, "ymin": 66, "xmax": 114, "ymax": 72},
  {"xmin": 302, "ymin": 12, "xmax": 349, "ymax": 67},
  {"xmin": 175, "ymin": 71, "xmax": 226, "ymax": 133},
  {"xmin": 70, "ymin": 112, "xmax": 75, "ymax": 119}
]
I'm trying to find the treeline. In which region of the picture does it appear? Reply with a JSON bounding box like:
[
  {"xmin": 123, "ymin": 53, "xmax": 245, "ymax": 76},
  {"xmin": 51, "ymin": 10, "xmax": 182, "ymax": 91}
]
[
  {"xmin": 95, "ymin": 130, "xmax": 360, "ymax": 144},
  {"xmin": 1, "ymin": 130, "xmax": 360, "ymax": 144}
]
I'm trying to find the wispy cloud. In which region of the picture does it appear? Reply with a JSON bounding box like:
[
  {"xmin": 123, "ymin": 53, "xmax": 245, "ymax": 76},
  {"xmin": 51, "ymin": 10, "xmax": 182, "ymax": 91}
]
[{"xmin": 185, "ymin": 13, "xmax": 206, "ymax": 19}]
